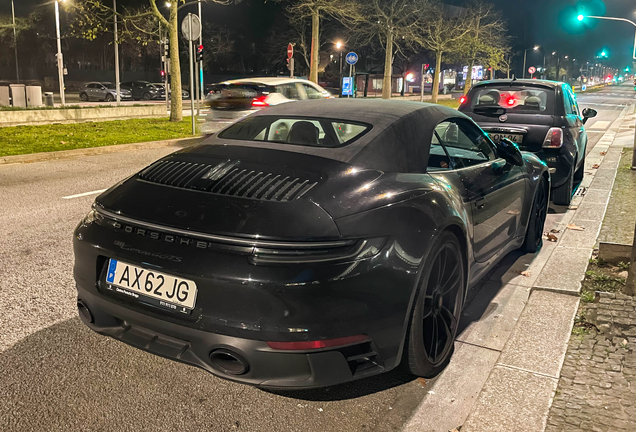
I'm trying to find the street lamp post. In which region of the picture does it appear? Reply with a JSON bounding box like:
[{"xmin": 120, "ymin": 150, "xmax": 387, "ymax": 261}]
[
  {"xmin": 114, "ymin": 0, "xmax": 120, "ymax": 105},
  {"xmin": 11, "ymin": 0, "xmax": 19, "ymax": 83},
  {"xmin": 55, "ymin": 0, "xmax": 66, "ymax": 105},
  {"xmin": 523, "ymin": 46, "xmax": 539, "ymax": 78},
  {"xmin": 335, "ymin": 41, "xmax": 343, "ymax": 93}
]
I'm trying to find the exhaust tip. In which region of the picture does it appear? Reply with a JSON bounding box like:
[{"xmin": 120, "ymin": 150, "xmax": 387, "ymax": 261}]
[
  {"xmin": 209, "ymin": 349, "xmax": 249, "ymax": 375},
  {"xmin": 77, "ymin": 299, "xmax": 94, "ymax": 324}
]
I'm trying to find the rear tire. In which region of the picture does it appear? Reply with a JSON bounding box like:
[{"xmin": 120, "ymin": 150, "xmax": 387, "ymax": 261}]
[
  {"xmin": 105, "ymin": 94, "xmax": 114, "ymax": 102},
  {"xmin": 552, "ymin": 164, "xmax": 574, "ymax": 206},
  {"xmin": 142, "ymin": 92, "xmax": 152, "ymax": 101},
  {"xmin": 79, "ymin": 93, "xmax": 89, "ymax": 102},
  {"xmin": 522, "ymin": 177, "xmax": 548, "ymax": 253},
  {"xmin": 403, "ymin": 231, "xmax": 465, "ymax": 378}
]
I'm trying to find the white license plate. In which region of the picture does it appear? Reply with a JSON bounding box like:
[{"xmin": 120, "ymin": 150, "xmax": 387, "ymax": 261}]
[
  {"xmin": 489, "ymin": 133, "xmax": 524, "ymax": 144},
  {"xmin": 105, "ymin": 259, "xmax": 197, "ymax": 311}
]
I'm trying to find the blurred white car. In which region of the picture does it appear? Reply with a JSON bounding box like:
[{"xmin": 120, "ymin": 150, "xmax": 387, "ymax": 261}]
[{"xmin": 202, "ymin": 77, "xmax": 332, "ymax": 134}]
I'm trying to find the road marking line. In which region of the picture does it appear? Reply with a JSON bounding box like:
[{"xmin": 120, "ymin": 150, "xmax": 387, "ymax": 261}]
[
  {"xmin": 62, "ymin": 189, "xmax": 107, "ymax": 199},
  {"xmin": 588, "ymin": 120, "xmax": 611, "ymax": 130}
]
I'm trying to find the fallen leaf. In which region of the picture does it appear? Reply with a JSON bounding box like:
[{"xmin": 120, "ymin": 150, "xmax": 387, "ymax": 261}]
[
  {"xmin": 622, "ymin": 339, "xmax": 628, "ymax": 347},
  {"xmin": 592, "ymin": 164, "xmax": 600, "ymax": 169},
  {"xmin": 567, "ymin": 224, "xmax": 586, "ymax": 231},
  {"xmin": 599, "ymin": 151, "xmax": 607, "ymax": 156},
  {"xmin": 507, "ymin": 210, "xmax": 520, "ymax": 215},
  {"xmin": 417, "ymin": 377, "xmax": 427, "ymax": 386},
  {"xmin": 518, "ymin": 271, "xmax": 531, "ymax": 277},
  {"xmin": 60, "ymin": 141, "xmax": 67, "ymax": 144},
  {"xmin": 569, "ymin": 205, "xmax": 579, "ymax": 210},
  {"xmin": 550, "ymin": 229, "xmax": 562, "ymax": 233},
  {"xmin": 546, "ymin": 233, "xmax": 558, "ymax": 242}
]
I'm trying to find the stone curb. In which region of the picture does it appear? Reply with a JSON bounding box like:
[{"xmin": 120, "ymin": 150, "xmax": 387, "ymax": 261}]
[
  {"xmin": 0, "ymin": 136, "xmax": 204, "ymax": 166},
  {"xmin": 461, "ymin": 102, "xmax": 635, "ymax": 432}
]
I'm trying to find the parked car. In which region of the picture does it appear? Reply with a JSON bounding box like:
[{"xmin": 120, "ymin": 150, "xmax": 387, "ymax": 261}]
[
  {"xmin": 459, "ymin": 79, "xmax": 597, "ymax": 205},
  {"xmin": 202, "ymin": 77, "xmax": 332, "ymax": 133},
  {"xmin": 73, "ymin": 99, "xmax": 549, "ymax": 389},
  {"xmin": 151, "ymin": 83, "xmax": 189, "ymax": 99},
  {"xmin": 120, "ymin": 81, "xmax": 165, "ymax": 100},
  {"xmin": 79, "ymin": 82, "xmax": 132, "ymax": 102}
]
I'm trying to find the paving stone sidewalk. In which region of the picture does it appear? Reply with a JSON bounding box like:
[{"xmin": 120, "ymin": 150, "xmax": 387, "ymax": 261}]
[{"xmin": 545, "ymin": 291, "xmax": 636, "ymax": 432}]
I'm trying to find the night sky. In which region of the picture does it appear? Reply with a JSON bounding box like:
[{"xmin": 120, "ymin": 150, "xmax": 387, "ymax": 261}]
[{"xmin": 5, "ymin": 0, "xmax": 636, "ymax": 70}]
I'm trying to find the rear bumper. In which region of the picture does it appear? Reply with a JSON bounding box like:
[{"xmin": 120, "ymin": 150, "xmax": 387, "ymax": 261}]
[
  {"xmin": 72, "ymin": 217, "xmax": 427, "ymax": 388},
  {"xmin": 76, "ymin": 285, "xmax": 386, "ymax": 389}
]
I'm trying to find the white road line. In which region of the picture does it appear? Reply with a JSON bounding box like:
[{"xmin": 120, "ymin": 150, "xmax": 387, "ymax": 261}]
[
  {"xmin": 587, "ymin": 120, "xmax": 611, "ymax": 130},
  {"xmin": 62, "ymin": 189, "xmax": 107, "ymax": 200}
]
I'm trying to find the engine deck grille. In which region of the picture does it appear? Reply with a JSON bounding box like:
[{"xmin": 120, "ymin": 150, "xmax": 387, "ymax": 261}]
[{"xmin": 139, "ymin": 160, "xmax": 317, "ymax": 202}]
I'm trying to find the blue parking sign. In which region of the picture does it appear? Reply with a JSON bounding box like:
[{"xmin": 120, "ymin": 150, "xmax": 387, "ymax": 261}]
[{"xmin": 342, "ymin": 77, "xmax": 353, "ymax": 96}]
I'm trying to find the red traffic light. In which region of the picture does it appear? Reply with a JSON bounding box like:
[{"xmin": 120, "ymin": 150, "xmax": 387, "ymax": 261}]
[
  {"xmin": 198, "ymin": 45, "xmax": 203, "ymax": 52},
  {"xmin": 160, "ymin": 70, "xmax": 165, "ymax": 77}
]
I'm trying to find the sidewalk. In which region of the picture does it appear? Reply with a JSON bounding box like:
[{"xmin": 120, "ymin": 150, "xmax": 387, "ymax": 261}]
[
  {"xmin": 544, "ymin": 146, "xmax": 636, "ymax": 432},
  {"xmin": 459, "ymin": 105, "xmax": 636, "ymax": 431}
]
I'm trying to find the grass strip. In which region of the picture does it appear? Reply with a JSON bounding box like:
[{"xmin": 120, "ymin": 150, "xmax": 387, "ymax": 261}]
[{"xmin": 0, "ymin": 117, "xmax": 193, "ymax": 157}]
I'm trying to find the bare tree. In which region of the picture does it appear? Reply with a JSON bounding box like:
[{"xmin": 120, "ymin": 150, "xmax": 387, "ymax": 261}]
[
  {"xmin": 68, "ymin": 0, "xmax": 232, "ymax": 122},
  {"xmin": 419, "ymin": 4, "xmax": 470, "ymax": 103},
  {"xmin": 354, "ymin": 0, "xmax": 428, "ymax": 99},
  {"xmin": 287, "ymin": 0, "xmax": 360, "ymax": 84},
  {"xmin": 456, "ymin": 0, "xmax": 509, "ymax": 95}
]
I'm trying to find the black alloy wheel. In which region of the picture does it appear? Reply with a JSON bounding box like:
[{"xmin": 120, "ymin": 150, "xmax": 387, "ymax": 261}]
[
  {"xmin": 105, "ymin": 93, "xmax": 114, "ymax": 102},
  {"xmin": 143, "ymin": 92, "xmax": 152, "ymax": 101},
  {"xmin": 522, "ymin": 177, "xmax": 548, "ymax": 253},
  {"xmin": 79, "ymin": 93, "xmax": 89, "ymax": 102},
  {"xmin": 405, "ymin": 231, "xmax": 465, "ymax": 378}
]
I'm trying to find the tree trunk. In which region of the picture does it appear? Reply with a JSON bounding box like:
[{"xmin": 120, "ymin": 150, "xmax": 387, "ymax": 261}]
[
  {"xmin": 309, "ymin": 9, "xmax": 319, "ymax": 84},
  {"xmin": 464, "ymin": 61, "xmax": 474, "ymax": 95},
  {"xmin": 432, "ymin": 51, "xmax": 443, "ymax": 103},
  {"xmin": 382, "ymin": 31, "xmax": 393, "ymax": 100},
  {"xmin": 168, "ymin": 8, "xmax": 182, "ymax": 122}
]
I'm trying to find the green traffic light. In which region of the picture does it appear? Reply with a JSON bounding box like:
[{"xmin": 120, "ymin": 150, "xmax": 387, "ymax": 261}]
[{"xmin": 577, "ymin": 15, "xmax": 585, "ymax": 21}]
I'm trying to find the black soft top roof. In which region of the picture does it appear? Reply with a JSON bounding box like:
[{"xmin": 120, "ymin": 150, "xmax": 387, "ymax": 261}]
[{"xmin": 209, "ymin": 99, "xmax": 470, "ymax": 173}]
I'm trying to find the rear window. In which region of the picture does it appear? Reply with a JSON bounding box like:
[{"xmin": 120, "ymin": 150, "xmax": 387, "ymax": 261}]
[
  {"xmin": 468, "ymin": 86, "xmax": 554, "ymax": 114},
  {"xmin": 218, "ymin": 115, "xmax": 370, "ymax": 147}
]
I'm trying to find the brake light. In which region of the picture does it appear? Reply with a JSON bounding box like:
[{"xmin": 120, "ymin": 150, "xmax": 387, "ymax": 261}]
[
  {"xmin": 459, "ymin": 96, "xmax": 467, "ymax": 104},
  {"xmin": 506, "ymin": 96, "xmax": 516, "ymax": 107},
  {"xmin": 543, "ymin": 128, "xmax": 564, "ymax": 148},
  {"xmin": 252, "ymin": 95, "xmax": 269, "ymax": 107},
  {"xmin": 267, "ymin": 334, "xmax": 370, "ymax": 350}
]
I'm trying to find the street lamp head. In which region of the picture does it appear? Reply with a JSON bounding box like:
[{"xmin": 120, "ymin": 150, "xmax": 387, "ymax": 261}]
[
  {"xmin": 165, "ymin": 1, "xmax": 171, "ymax": 7},
  {"xmin": 577, "ymin": 15, "xmax": 585, "ymax": 21},
  {"xmin": 552, "ymin": 51, "xmax": 556, "ymax": 55},
  {"xmin": 335, "ymin": 41, "xmax": 343, "ymax": 50},
  {"xmin": 534, "ymin": 46, "xmax": 540, "ymax": 51}
]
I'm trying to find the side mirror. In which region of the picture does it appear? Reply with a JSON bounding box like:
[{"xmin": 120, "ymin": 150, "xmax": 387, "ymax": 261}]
[
  {"xmin": 582, "ymin": 108, "xmax": 597, "ymax": 124},
  {"xmin": 497, "ymin": 138, "xmax": 524, "ymax": 166}
]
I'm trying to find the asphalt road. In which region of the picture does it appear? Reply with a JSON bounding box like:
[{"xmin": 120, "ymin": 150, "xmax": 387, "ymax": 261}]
[{"xmin": 1, "ymin": 84, "xmax": 633, "ymax": 432}]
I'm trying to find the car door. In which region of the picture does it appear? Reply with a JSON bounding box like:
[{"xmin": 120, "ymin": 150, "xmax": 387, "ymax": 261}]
[
  {"xmin": 563, "ymin": 85, "xmax": 587, "ymax": 168},
  {"xmin": 96, "ymin": 84, "xmax": 107, "ymax": 100},
  {"xmin": 302, "ymin": 83, "xmax": 325, "ymax": 100},
  {"xmin": 433, "ymin": 118, "xmax": 526, "ymax": 262},
  {"xmin": 84, "ymin": 84, "xmax": 93, "ymax": 100},
  {"xmin": 276, "ymin": 83, "xmax": 302, "ymax": 100}
]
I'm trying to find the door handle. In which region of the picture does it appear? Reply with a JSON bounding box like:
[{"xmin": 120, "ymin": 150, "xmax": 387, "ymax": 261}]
[{"xmin": 475, "ymin": 197, "xmax": 486, "ymax": 210}]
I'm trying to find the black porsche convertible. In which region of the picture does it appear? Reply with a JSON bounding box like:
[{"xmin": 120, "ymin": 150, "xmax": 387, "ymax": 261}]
[{"xmin": 73, "ymin": 99, "xmax": 549, "ymax": 389}]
